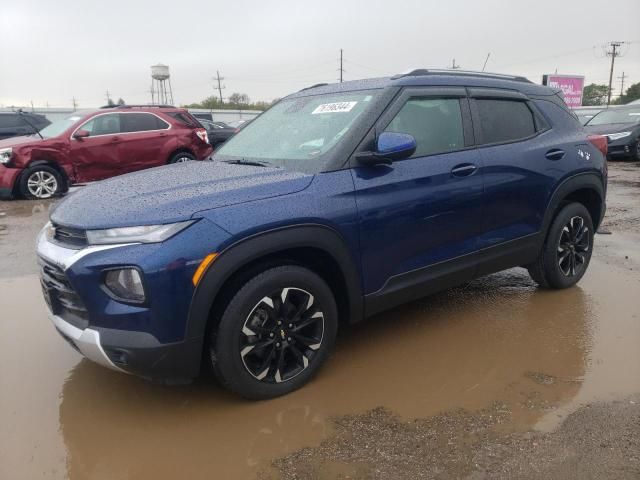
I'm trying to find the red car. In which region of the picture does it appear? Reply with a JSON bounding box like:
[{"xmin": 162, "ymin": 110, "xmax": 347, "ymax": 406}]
[{"xmin": 0, "ymin": 105, "xmax": 212, "ymax": 199}]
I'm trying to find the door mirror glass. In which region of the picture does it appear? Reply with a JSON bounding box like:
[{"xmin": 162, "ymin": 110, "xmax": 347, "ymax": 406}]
[{"xmin": 73, "ymin": 129, "xmax": 90, "ymax": 139}]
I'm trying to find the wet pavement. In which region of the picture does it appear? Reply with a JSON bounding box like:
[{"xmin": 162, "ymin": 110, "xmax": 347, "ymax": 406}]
[{"xmin": 1, "ymin": 163, "xmax": 639, "ymax": 479}]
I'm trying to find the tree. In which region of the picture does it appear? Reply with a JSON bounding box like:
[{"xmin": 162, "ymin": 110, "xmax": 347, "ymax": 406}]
[
  {"xmin": 228, "ymin": 92, "xmax": 250, "ymax": 106},
  {"xmin": 106, "ymin": 98, "xmax": 115, "ymax": 107},
  {"xmin": 117, "ymin": 97, "xmax": 125, "ymax": 106},
  {"xmin": 622, "ymin": 82, "xmax": 640, "ymax": 104},
  {"xmin": 582, "ymin": 84, "xmax": 610, "ymax": 106}
]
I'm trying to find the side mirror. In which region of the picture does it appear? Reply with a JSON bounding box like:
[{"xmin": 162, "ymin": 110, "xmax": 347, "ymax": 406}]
[
  {"xmin": 356, "ymin": 132, "xmax": 417, "ymax": 166},
  {"xmin": 73, "ymin": 129, "xmax": 90, "ymax": 140}
]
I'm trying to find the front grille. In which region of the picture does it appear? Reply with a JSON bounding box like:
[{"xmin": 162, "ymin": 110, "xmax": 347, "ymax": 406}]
[
  {"xmin": 39, "ymin": 257, "xmax": 89, "ymax": 329},
  {"xmin": 53, "ymin": 224, "xmax": 88, "ymax": 249}
]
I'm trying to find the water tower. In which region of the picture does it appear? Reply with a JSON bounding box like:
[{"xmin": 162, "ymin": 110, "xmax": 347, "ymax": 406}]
[{"xmin": 150, "ymin": 63, "xmax": 174, "ymax": 105}]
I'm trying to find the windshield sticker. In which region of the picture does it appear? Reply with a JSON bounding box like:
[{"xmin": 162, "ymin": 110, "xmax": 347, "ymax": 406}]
[
  {"xmin": 364, "ymin": 95, "xmax": 372, "ymax": 102},
  {"xmin": 312, "ymin": 101, "xmax": 357, "ymax": 114}
]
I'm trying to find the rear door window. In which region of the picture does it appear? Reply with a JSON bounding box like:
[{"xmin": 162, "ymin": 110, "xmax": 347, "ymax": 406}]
[
  {"xmin": 120, "ymin": 113, "xmax": 168, "ymax": 132},
  {"xmin": 475, "ymin": 99, "xmax": 536, "ymax": 144},
  {"xmin": 384, "ymin": 98, "xmax": 465, "ymax": 158},
  {"xmin": 167, "ymin": 112, "xmax": 200, "ymax": 128}
]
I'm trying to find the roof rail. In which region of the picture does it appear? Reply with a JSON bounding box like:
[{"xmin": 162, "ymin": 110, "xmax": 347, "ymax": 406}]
[
  {"xmin": 391, "ymin": 69, "xmax": 532, "ymax": 84},
  {"xmin": 299, "ymin": 83, "xmax": 329, "ymax": 92},
  {"xmin": 99, "ymin": 104, "xmax": 175, "ymax": 109}
]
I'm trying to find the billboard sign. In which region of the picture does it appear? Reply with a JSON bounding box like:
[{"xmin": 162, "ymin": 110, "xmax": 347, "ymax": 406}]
[{"xmin": 542, "ymin": 74, "xmax": 585, "ymax": 108}]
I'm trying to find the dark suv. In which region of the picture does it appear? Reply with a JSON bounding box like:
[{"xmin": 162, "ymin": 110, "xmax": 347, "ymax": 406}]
[
  {"xmin": 0, "ymin": 105, "xmax": 212, "ymax": 199},
  {"xmin": 37, "ymin": 70, "xmax": 607, "ymax": 399},
  {"xmin": 0, "ymin": 111, "xmax": 50, "ymax": 140}
]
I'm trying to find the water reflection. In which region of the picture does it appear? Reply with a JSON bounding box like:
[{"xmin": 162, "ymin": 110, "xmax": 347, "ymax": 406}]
[{"xmin": 57, "ymin": 269, "xmax": 593, "ymax": 479}]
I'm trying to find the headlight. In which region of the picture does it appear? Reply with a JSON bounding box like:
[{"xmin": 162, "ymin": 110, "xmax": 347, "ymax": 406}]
[
  {"xmin": 0, "ymin": 147, "xmax": 12, "ymax": 164},
  {"xmin": 104, "ymin": 268, "xmax": 146, "ymax": 302},
  {"xmin": 86, "ymin": 220, "xmax": 194, "ymax": 245},
  {"xmin": 606, "ymin": 131, "xmax": 631, "ymax": 141}
]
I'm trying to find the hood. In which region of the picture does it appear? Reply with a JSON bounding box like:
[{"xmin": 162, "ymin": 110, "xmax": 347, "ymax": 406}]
[
  {"xmin": 584, "ymin": 123, "xmax": 638, "ymax": 135},
  {"xmin": 51, "ymin": 161, "xmax": 314, "ymax": 229},
  {"xmin": 0, "ymin": 135, "xmax": 43, "ymax": 148}
]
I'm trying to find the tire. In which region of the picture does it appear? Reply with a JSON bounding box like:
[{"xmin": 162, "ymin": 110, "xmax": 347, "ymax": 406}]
[
  {"xmin": 634, "ymin": 140, "xmax": 640, "ymax": 162},
  {"xmin": 527, "ymin": 202, "xmax": 594, "ymax": 289},
  {"xmin": 209, "ymin": 265, "xmax": 338, "ymax": 400},
  {"xmin": 19, "ymin": 165, "xmax": 63, "ymax": 200},
  {"xmin": 168, "ymin": 152, "xmax": 195, "ymax": 164}
]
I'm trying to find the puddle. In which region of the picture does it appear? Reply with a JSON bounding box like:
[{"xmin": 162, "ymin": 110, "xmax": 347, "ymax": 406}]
[{"xmin": 2, "ymin": 257, "xmax": 639, "ymax": 479}]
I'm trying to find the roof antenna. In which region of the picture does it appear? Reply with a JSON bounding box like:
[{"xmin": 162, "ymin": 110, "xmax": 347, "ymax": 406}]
[{"xmin": 482, "ymin": 53, "xmax": 491, "ymax": 72}]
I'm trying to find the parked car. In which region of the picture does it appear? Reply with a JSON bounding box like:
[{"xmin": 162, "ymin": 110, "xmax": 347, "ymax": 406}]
[
  {"xmin": 0, "ymin": 105, "xmax": 212, "ymax": 199},
  {"xmin": 226, "ymin": 119, "xmax": 252, "ymax": 129},
  {"xmin": 572, "ymin": 106, "xmax": 604, "ymax": 125},
  {"xmin": 0, "ymin": 111, "xmax": 50, "ymax": 140},
  {"xmin": 584, "ymin": 105, "xmax": 640, "ymax": 161},
  {"xmin": 198, "ymin": 119, "xmax": 238, "ymax": 148},
  {"xmin": 37, "ymin": 70, "xmax": 607, "ymax": 399}
]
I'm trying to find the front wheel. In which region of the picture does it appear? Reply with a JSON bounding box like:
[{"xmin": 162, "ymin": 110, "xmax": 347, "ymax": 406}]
[
  {"xmin": 209, "ymin": 265, "xmax": 338, "ymax": 399},
  {"xmin": 19, "ymin": 165, "xmax": 64, "ymax": 199},
  {"xmin": 527, "ymin": 202, "xmax": 594, "ymax": 289}
]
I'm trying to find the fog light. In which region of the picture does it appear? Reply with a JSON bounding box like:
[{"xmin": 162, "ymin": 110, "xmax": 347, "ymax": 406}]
[{"xmin": 104, "ymin": 268, "xmax": 146, "ymax": 302}]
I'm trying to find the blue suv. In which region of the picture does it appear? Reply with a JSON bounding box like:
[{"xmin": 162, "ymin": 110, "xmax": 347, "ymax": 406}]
[{"xmin": 37, "ymin": 70, "xmax": 608, "ymax": 399}]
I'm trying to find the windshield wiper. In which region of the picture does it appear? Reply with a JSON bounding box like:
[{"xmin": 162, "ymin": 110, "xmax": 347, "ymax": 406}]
[{"xmin": 220, "ymin": 159, "xmax": 275, "ymax": 168}]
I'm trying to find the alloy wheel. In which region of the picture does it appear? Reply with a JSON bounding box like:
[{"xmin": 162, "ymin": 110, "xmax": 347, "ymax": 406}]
[
  {"xmin": 27, "ymin": 171, "xmax": 58, "ymax": 199},
  {"xmin": 240, "ymin": 287, "xmax": 324, "ymax": 384},
  {"xmin": 557, "ymin": 216, "xmax": 590, "ymax": 277},
  {"xmin": 175, "ymin": 156, "xmax": 191, "ymax": 163}
]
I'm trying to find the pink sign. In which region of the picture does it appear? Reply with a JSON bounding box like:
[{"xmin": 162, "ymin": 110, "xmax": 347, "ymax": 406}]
[{"xmin": 542, "ymin": 74, "xmax": 585, "ymax": 108}]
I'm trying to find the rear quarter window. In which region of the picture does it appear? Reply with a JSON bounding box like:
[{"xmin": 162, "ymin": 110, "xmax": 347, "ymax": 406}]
[
  {"xmin": 475, "ymin": 99, "xmax": 537, "ymax": 144},
  {"xmin": 167, "ymin": 112, "xmax": 200, "ymax": 128}
]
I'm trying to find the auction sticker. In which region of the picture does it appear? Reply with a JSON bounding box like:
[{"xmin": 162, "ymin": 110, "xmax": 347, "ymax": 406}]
[{"xmin": 312, "ymin": 101, "xmax": 357, "ymax": 114}]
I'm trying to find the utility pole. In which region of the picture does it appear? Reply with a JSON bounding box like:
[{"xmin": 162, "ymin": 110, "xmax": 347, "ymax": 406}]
[
  {"xmin": 105, "ymin": 90, "xmax": 112, "ymax": 105},
  {"xmin": 71, "ymin": 97, "xmax": 78, "ymax": 111},
  {"xmin": 618, "ymin": 71, "xmax": 627, "ymax": 101},
  {"xmin": 339, "ymin": 49, "xmax": 344, "ymax": 83},
  {"xmin": 606, "ymin": 41, "xmax": 623, "ymax": 106},
  {"xmin": 451, "ymin": 58, "xmax": 460, "ymax": 70},
  {"xmin": 215, "ymin": 71, "xmax": 225, "ymax": 104}
]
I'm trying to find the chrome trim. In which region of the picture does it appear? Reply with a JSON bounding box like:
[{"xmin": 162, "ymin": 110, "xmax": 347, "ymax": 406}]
[
  {"xmin": 49, "ymin": 312, "xmax": 126, "ymax": 372},
  {"xmin": 36, "ymin": 223, "xmax": 135, "ymax": 271}
]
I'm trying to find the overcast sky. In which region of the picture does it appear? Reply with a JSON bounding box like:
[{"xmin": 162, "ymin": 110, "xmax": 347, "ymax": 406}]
[{"xmin": 1, "ymin": 0, "xmax": 639, "ymax": 108}]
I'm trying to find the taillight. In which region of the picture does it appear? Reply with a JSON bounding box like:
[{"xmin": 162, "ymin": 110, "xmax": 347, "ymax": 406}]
[
  {"xmin": 195, "ymin": 128, "xmax": 209, "ymax": 144},
  {"xmin": 587, "ymin": 134, "xmax": 608, "ymax": 158}
]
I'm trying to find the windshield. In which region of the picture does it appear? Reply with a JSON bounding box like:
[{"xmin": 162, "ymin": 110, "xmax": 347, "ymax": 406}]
[
  {"xmin": 38, "ymin": 113, "xmax": 86, "ymax": 138},
  {"xmin": 586, "ymin": 108, "xmax": 640, "ymax": 126},
  {"xmin": 214, "ymin": 90, "xmax": 380, "ymax": 172}
]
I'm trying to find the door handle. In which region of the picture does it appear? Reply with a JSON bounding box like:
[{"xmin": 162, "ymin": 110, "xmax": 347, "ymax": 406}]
[
  {"xmin": 111, "ymin": 136, "xmax": 120, "ymax": 142},
  {"xmin": 545, "ymin": 149, "xmax": 565, "ymax": 161},
  {"xmin": 451, "ymin": 163, "xmax": 478, "ymax": 177}
]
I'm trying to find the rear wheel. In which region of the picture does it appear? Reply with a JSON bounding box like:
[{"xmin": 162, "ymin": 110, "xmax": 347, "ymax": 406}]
[
  {"xmin": 169, "ymin": 152, "xmax": 195, "ymax": 164},
  {"xmin": 527, "ymin": 202, "xmax": 594, "ymax": 289},
  {"xmin": 19, "ymin": 165, "xmax": 63, "ymax": 199},
  {"xmin": 209, "ymin": 265, "xmax": 338, "ymax": 399}
]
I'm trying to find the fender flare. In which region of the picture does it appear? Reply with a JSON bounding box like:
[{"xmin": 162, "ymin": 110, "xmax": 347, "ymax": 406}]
[
  {"xmin": 186, "ymin": 223, "xmax": 364, "ymax": 344},
  {"xmin": 541, "ymin": 172, "xmax": 605, "ymax": 235}
]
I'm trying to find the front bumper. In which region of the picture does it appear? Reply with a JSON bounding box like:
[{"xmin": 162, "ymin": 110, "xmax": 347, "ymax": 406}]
[
  {"xmin": 607, "ymin": 138, "xmax": 637, "ymax": 159},
  {"xmin": 49, "ymin": 311, "xmax": 126, "ymax": 372},
  {"xmin": 0, "ymin": 166, "xmax": 22, "ymax": 198},
  {"xmin": 36, "ymin": 219, "xmax": 230, "ymax": 382}
]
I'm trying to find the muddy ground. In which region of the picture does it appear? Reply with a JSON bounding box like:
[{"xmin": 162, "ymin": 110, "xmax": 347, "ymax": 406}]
[{"xmin": 1, "ymin": 162, "xmax": 639, "ymax": 479}]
